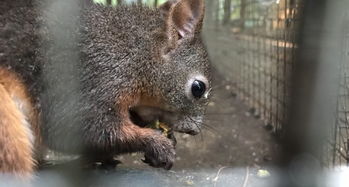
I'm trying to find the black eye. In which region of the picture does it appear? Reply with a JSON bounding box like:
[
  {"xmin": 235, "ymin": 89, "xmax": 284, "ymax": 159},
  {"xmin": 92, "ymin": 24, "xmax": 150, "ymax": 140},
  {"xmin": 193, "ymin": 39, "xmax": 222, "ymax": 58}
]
[{"xmin": 191, "ymin": 80, "xmax": 206, "ymax": 98}]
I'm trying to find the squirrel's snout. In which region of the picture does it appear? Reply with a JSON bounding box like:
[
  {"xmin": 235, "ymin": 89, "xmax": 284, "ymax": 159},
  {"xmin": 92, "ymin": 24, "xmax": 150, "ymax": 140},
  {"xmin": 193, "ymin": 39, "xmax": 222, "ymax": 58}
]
[{"xmin": 173, "ymin": 123, "xmax": 201, "ymax": 135}]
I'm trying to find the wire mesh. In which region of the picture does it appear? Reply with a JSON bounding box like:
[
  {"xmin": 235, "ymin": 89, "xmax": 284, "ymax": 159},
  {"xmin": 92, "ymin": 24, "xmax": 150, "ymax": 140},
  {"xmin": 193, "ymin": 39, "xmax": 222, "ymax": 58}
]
[
  {"xmin": 326, "ymin": 11, "xmax": 349, "ymax": 167},
  {"xmin": 205, "ymin": 0, "xmax": 349, "ymax": 167},
  {"xmin": 212, "ymin": 0, "xmax": 300, "ymax": 134}
]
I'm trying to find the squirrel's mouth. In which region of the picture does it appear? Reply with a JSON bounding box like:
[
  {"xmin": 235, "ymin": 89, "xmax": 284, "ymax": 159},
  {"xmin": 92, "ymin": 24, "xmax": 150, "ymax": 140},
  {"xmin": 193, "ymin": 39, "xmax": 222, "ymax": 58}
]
[
  {"xmin": 129, "ymin": 105, "xmax": 199, "ymax": 136},
  {"xmin": 129, "ymin": 106, "xmax": 172, "ymax": 128}
]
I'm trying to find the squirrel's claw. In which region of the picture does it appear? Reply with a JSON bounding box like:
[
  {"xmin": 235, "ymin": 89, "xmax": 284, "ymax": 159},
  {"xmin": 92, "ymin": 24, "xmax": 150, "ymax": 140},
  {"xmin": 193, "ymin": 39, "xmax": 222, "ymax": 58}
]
[
  {"xmin": 142, "ymin": 153, "xmax": 174, "ymax": 170},
  {"xmin": 167, "ymin": 131, "xmax": 177, "ymax": 148},
  {"xmin": 142, "ymin": 136, "xmax": 176, "ymax": 170}
]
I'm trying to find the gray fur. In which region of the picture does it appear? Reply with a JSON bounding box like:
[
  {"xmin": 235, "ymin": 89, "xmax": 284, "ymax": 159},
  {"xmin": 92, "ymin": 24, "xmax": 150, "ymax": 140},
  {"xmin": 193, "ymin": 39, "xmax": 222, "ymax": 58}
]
[{"xmin": 0, "ymin": 0, "xmax": 211, "ymax": 169}]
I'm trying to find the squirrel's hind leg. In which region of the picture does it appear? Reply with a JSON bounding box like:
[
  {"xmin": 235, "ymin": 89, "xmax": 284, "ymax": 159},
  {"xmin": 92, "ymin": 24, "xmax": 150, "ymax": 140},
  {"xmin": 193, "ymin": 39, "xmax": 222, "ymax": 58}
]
[{"xmin": 0, "ymin": 69, "xmax": 39, "ymax": 178}]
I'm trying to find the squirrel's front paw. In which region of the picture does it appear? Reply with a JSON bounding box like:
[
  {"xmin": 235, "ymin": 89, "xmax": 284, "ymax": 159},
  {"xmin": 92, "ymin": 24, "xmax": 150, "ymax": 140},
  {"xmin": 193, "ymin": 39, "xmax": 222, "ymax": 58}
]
[{"xmin": 142, "ymin": 136, "xmax": 175, "ymax": 170}]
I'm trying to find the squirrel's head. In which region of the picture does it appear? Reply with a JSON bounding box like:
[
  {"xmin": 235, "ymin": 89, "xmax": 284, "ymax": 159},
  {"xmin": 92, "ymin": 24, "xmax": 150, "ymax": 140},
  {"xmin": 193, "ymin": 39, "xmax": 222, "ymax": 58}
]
[{"xmin": 130, "ymin": 0, "xmax": 211, "ymax": 136}]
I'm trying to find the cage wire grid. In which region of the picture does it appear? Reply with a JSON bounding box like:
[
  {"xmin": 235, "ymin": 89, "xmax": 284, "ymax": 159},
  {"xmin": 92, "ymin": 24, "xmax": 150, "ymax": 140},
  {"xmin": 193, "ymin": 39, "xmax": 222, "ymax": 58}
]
[
  {"xmin": 218, "ymin": 0, "xmax": 299, "ymax": 135},
  {"xmin": 329, "ymin": 11, "xmax": 349, "ymax": 167},
  {"xmin": 204, "ymin": 0, "xmax": 348, "ymax": 167}
]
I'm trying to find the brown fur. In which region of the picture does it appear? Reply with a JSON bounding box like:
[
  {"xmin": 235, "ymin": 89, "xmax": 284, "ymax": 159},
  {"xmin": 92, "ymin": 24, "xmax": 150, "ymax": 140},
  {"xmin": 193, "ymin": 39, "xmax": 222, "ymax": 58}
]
[
  {"xmin": 0, "ymin": 68, "xmax": 39, "ymax": 177},
  {"xmin": 116, "ymin": 92, "xmax": 163, "ymax": 141}
]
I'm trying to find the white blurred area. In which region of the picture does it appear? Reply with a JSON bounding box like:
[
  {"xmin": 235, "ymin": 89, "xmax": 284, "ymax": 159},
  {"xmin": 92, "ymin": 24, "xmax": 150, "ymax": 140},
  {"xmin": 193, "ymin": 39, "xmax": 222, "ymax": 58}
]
[
  {"xmin": 0, "ymin": 167, "xmax": 347, "ymax": 187},
  {"xmin": 326, "ymin": 167, "xmax": 349, "ymax": 187}
]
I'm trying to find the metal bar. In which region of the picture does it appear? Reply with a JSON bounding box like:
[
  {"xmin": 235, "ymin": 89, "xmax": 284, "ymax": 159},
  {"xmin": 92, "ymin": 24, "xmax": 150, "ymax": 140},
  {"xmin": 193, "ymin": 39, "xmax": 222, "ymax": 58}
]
[{"xmin": 280, "ymin": 0, "xmax": 346, "ymax": 186}]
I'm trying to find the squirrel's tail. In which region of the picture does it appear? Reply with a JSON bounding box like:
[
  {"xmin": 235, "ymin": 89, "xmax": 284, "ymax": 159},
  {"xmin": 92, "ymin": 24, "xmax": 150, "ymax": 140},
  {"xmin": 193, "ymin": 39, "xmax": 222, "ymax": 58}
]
[{"xmin": 0, "ymin": 68, "xmax": 38, "ymax": 178}]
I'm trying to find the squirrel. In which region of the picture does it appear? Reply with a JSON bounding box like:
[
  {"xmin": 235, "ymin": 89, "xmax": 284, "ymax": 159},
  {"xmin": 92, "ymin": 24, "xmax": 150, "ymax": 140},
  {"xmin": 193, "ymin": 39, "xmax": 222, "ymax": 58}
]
[{"xmin": 0, "ymin": 0, "xmax": 211, "ymax": 177}]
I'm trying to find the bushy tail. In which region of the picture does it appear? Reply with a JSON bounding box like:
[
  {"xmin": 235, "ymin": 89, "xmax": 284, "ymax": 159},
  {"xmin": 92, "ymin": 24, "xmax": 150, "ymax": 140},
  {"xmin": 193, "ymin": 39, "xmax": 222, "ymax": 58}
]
[{"xmin": 0, "ymin": 69, "xmax": 36, "ymax": 178}]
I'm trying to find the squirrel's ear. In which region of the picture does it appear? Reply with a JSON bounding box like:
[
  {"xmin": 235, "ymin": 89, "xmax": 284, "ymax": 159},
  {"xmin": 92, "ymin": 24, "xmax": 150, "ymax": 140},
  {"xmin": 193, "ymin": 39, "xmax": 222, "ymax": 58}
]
[
  {"xmin": 167, "ymin": 0, "xmax": 205, "ymax": 38},
  {"xmin": 159, "ymin": 0, "xmax": 178, "ymax": 17}
]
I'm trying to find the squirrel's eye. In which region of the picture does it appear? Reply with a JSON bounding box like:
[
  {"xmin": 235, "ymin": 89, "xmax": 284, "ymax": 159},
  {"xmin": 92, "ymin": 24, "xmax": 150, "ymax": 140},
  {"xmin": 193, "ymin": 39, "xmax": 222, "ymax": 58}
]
[
  {"xmin": 191, "ymin": 80, "xmax": 206, "ymax": 99},
  {"xmin": 185, "ymin": 74, "xmax": 209, "ymax": 100}
]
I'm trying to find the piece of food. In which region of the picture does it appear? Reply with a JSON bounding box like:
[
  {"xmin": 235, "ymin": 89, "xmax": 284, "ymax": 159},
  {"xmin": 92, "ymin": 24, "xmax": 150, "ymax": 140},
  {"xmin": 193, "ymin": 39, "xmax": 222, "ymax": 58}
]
[
  {"xmin": 147, "ymin": 120, "xmax": 171, "ymax": 136},
  {"xmin": 146, "ymin": 120, "xmax": 177, "ymax": 146}
]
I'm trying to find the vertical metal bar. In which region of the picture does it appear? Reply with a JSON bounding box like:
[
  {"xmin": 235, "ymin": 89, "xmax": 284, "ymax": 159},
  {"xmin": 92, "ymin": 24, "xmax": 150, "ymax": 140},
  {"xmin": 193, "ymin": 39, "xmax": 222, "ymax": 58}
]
[
  {"xmin": 252, "ymin": 1, "xmax": 257, "ymax": 114},
  {"xmin": 269, "ymin": 4, "xmax": 274, "ymax": 130},
  {"xmin": 257, "ymin": 1, "xmax": 261, "ymax": 116},
  {"xmin": 283, "ymin": 0, "xmax": 288, "ymax": 133},
  {"xmin": 247, "ymin": 2, "xmax": 252, "ymax": 107},
  {"xmin": 263, "ymin": 9, "xmax": 268, "ymax": 125},
  {"xmin": 347, "ymin": 139, "xmax": 349, "ymax": 165},
  {"xmin": 40, "ymin": 0, "xmax": 86, "ymax": 186},
  {"xmin": 280, "ymin": 0, "xmax": 346, "ymax": 186},
  {"xmin": 276, "ymin": 0, "xmax": 281, "ymax": 133}
]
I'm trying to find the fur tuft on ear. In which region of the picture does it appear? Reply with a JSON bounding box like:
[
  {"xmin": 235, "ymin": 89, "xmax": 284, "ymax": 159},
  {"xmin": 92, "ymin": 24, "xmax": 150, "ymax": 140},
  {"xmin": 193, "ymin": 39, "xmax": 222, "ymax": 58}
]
[
  {"xmin": 159, "ymin": 0, "xmax": 178, "ymax": 18},
  {"xmin": 159, "ymin": 0, "xmax": 205, "ymax": 55},
  {"xmin": 160, "ymin": 0, "xmax": 205, "ymax": 40},
  {"xmin": 169, "ymin": 0, "xmax": 205, "ymax": 38}
]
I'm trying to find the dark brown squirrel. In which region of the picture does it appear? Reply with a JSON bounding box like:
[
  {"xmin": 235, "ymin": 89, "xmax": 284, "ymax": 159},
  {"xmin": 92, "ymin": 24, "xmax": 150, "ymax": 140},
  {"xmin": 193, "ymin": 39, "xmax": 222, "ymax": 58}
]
[{"xmin": 0, "ymin": 0, "xmax": 211, "ymax": 177}]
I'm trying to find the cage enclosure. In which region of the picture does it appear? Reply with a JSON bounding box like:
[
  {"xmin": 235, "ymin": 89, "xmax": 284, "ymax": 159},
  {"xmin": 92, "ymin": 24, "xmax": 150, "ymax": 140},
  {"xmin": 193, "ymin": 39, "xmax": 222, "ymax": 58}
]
[{"xmin": 0, "ymin": 0, "xmax": 349, "ymax": 186}]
